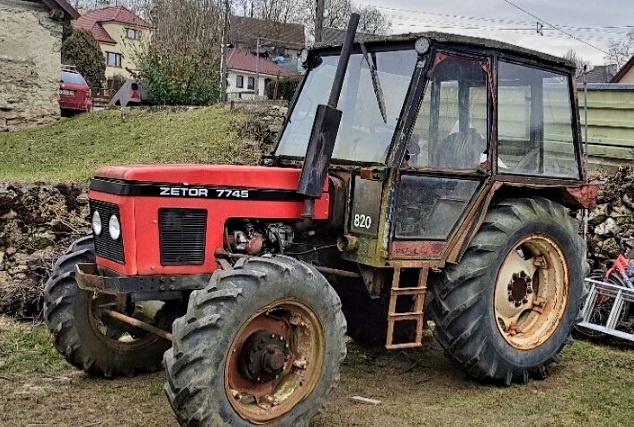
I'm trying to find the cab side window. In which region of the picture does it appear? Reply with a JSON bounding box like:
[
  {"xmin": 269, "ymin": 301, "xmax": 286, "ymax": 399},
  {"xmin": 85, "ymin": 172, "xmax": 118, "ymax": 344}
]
[
  {"xmin": 497, "ymin": 61, "xmax": 579, "ymax": 179},
  {"xmin": 408, "ymin": 54, "xmax": 489, "ymax": 170}
]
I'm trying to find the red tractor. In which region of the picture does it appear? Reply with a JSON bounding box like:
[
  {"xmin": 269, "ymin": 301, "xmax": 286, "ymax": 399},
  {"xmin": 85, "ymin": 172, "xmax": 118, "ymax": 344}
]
[{"xmin": 45, "ymin": 15, "xmax": 597, "ymax": 426}]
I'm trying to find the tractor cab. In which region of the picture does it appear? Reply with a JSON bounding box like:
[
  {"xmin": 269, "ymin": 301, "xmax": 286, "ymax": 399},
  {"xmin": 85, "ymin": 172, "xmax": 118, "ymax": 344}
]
[{"xmin": 274, "ymin": 33, "xmax": 589, "ymax": 269}]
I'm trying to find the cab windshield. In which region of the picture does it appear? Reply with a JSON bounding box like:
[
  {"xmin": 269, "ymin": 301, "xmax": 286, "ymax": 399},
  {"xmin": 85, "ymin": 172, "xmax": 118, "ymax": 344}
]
[{"xmin": 275, "ymin": 47, "xmax": 418, "ymax": 163}]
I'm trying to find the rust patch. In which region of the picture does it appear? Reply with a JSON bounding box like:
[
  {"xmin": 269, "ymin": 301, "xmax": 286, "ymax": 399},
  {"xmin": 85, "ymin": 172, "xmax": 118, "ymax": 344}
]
[
  {"xmin": 566, "ymin": 184, "xmax": 599, "ymax": 209},
  {"xmin": 389, "ymin": 241, "xmax": 445, "ymax": 259}
]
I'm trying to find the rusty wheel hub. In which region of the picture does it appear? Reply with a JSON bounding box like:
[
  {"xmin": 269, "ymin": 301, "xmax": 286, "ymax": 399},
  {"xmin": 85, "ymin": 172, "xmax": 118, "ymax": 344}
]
[
  {"xmin": 225, "ymin": 299, "xmax": 325, "ymax": 424},
  {"xmin": 507, "ymin": 271, "xmax": 534, "ymax": 307},
  {"xmin": 240, "ymin": 330, "xmax": 290, "ymax": 383},
  {"xmin": 494, "ymin": 236, "xmax": 568, "ymax": 350}
]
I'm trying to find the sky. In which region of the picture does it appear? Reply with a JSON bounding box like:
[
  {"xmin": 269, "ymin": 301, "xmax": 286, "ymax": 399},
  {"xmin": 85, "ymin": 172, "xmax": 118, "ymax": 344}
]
[{"xmin": 358, "ymin": 0, "xmax": 633, "ymax": 66}]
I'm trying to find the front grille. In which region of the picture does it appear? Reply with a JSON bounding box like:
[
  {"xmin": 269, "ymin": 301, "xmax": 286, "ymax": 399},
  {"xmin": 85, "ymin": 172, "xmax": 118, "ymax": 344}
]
[
  {"xmin": 90, "ymin": 200, "xmax": 125, "ymax": 264},
  {"xmin": 159, "ymin": 208, "xmax": 207, "ymax": 266}
]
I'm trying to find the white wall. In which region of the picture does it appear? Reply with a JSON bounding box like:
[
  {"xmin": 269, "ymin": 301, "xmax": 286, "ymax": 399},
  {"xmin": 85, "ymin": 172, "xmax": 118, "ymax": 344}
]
[{"xmin": 227, "ymin": 70, "xmax": 275, "ymax": 98}]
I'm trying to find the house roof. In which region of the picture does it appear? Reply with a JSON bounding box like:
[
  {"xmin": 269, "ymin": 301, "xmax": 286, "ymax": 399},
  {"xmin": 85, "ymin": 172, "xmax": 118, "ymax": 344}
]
[
  {"xmin": 611, "ymin": 56, "xmax": 634, "ymax": 83},
  {"xmin": 227, "ymin": 49, "xmax": 296, "ymax": 77},
  {"xmin": 320, "ymin": 27, "xmax": 380, "ymax": 45},
  {"xmin": 230, "ymin": 16, "xmax": 305, "ymax": 51},
  {"xmin": 41, "ymin": 0, "xmax": 80, "ymax": 19},
  {"xmin": 581, "ymin": 64, "xmax": 618, "ymax": 84},
  {"xmin": 72, "ymin": 6, "xmax": 151, "ymax": 44}
]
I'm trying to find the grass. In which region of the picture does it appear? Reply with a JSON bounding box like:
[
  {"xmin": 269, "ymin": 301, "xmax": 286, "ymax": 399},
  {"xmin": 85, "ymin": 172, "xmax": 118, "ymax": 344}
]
[
  {"xmin": 1, "ymin": 316, "xmax": 632, "ymax": 427},
  {"xmin": 0, "ymin": 107, "xmax": 257, "ymax": 182}
]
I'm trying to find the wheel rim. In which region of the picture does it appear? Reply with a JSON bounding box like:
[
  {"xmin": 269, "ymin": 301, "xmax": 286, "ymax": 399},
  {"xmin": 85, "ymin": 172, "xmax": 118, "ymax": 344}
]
[
  {"xmin": 494, "ymin": 235, "xmax": 569, "ymax": 350},
  {"xmin": 225, "ymin": 298, "xmax": 325, "ymax": 423},
  {"xmin": 87, "ymin": 292, "xmax": 159, "ymax": 350}
]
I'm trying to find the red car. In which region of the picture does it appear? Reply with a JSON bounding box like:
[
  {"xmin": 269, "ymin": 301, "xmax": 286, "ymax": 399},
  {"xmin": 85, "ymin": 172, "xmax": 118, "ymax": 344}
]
[{"xmin": 59, "ymin": 66, "xmax": 93, "ymax": 114}]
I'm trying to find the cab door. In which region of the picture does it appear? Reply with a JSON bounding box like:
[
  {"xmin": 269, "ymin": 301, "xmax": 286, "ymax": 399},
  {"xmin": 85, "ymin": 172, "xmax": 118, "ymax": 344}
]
[{"xmin": 389, "ymin": 52, "xmax": 493, "ymax": 261}]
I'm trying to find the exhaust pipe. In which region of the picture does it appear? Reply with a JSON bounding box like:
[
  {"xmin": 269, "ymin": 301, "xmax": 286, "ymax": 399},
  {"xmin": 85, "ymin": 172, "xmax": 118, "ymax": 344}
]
[{"xmin": 298, "ymin": 13, "xmax": 360, "ymax": 217}]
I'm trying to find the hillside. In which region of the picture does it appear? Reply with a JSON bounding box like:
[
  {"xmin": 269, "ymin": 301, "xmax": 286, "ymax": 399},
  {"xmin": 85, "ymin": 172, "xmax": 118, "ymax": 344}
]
[{"xmin": 0, "ymin": 107, "xmax": 261, "ymax": 182}]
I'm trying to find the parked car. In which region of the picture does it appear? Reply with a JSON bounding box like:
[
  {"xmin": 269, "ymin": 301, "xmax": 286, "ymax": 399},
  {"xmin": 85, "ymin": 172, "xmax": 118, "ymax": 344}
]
[{"xmin": 59, "ymin": 66, "xmax": 93, "ymax": 115}]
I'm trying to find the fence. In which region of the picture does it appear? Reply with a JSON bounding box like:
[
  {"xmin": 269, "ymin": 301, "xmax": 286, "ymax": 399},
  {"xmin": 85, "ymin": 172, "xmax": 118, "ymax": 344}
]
[{"xmin": 578, "ymin": 84, "xmax": 634, "ymax": 166}]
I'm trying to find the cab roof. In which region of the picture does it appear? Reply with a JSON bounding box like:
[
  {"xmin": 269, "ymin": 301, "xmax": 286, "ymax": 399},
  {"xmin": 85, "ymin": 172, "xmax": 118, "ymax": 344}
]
[{"xmin": 313, "ymin": 31, "xmax": 575, "ymax": 71}]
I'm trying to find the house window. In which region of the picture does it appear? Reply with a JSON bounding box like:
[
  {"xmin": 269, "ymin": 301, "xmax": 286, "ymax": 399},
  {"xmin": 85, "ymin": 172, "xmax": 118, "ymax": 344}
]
[
  {"xmin": 247, "ymin": 76, "xmax": 255, "ymax": 90},
  {"xmin": 236, "ymin": 75, "xmax": 244, "ymax": 88},
  {"xmin": 125, "ymin": 28, "xmax": 141, "ymax": 40},
  {"xmin": 106, "ymin": 52, "xmax": 122, "ymax": 68}
]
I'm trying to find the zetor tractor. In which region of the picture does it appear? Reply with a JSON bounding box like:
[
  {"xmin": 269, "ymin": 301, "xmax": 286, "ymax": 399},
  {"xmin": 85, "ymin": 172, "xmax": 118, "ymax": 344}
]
[{"xmin": 45, "ymin": 15, "xmax": 597, "ymax": 427}]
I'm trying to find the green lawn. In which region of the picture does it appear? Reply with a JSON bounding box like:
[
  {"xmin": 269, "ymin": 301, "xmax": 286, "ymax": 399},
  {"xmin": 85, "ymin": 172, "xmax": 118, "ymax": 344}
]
[{"xmin": 0, "ymin": 107, "xmax": 258, "ymax": 182}]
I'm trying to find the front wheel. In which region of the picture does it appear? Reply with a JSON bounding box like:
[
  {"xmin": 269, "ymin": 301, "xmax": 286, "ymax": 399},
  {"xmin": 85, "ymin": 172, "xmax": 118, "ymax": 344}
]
[
  {"xmin": 164, "ymin": 255, "xmax": 346, "ymax": 427},
  {"xmin": 44, "ymin": 236, "xmax": 175, "ymax": 377},
  {"xmin": 429, "ymin": 198, "xmax": 587, "ymax": 385}
]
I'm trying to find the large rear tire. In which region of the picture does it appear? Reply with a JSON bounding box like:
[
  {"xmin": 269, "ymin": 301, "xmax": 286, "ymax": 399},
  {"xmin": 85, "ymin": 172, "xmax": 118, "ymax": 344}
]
[
  {"xmin": 164, "ymin": 255, "xmax": 346, "ymax": 427},
  {"xmin": 429, "ymin": 198, "xmax": 587, "ymax": 385},
  {"xmin": 44, "ymin": 236, "xmax": 172, "ymax": 377}
]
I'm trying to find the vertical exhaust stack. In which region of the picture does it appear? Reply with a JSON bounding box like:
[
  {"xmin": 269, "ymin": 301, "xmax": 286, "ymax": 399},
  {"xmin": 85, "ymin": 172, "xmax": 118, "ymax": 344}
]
[{"xmin": 297, "ymin": 13, "xmax": 360, "ymax": 218}]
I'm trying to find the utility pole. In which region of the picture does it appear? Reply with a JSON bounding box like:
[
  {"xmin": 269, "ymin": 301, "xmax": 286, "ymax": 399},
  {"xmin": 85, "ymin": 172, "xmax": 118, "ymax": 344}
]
[
  {"xmin": 219, "ymin": 0, "xmax": 230, "ymax": 102},
  {"xmin": 315, "ymin": 0, "xmax": 324, "ymax": 43},
  {"xmin": 255, "ymin": 37, "xmax": 260, "ymax": 96}
]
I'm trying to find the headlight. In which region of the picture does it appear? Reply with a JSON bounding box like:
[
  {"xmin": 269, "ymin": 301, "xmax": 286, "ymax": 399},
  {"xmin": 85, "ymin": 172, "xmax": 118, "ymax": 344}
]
[
  {"xmin": 92, "ymin": 210, "xmax": 102, "ymax": 236},
  {"xmin": 415, "ymin": 37, "xmax": 430, "ymax": 54},
  {"xmin": 300, "ymin": 48, "xmax": 309, "ymax": 64},
  {"xmin": 108, "ymin": 214, "xmax": 121, "ymax": 240}
]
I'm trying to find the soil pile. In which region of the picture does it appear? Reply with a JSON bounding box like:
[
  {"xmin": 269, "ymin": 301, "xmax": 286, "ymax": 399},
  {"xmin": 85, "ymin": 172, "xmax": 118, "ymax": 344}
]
[
  {"xmin": 584, "ymin": 166, "xmax": 634, "ymax": 270},
  {"xmin": 0, "ymin": 183, "xmax": 89, "ymax": 318}
]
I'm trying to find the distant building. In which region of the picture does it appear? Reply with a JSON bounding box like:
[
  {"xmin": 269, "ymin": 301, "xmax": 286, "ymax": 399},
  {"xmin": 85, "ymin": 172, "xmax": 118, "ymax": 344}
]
[
  {"xmin": 73, "ymin": 6, "xmax": 152, "ymax": 85},
  {"xmin": 581, "ymin": 64, "xmax": 618, "ymax": 84},
  {"xmin": 611, "ymin": 57, "xmax": 634, "ymax": 84},
  {"xmin": 230, "ymin": 16, "xmax": 306, "ymax": 61},
  {"xmin": 227, "ymin": 49, "xmax": 296, "ymax": 99},
  {"xmin": 0, "ymin": 0, "xmax": 79, "ymax": 131},
  {"xmin": 317, "ymin": 27, "xmax": 380, "ymax": 45}
]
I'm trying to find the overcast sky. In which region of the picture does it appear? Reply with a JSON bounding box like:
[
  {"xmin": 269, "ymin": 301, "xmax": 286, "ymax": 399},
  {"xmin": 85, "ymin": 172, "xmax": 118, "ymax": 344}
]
[{"xmin": 359, "ymin": 0, "xmax": 632, "ymax": 65}]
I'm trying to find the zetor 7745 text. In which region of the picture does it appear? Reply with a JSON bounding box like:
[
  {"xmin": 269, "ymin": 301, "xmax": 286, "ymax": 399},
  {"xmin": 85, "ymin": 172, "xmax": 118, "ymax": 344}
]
[{"xmin": 45, "ymin": 14, "xmax": 597, "ymax": 427}]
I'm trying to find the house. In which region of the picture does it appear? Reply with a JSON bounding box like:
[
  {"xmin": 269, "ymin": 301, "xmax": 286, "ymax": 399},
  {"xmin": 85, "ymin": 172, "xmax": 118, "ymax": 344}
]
[
  {"xmin": 318, "ymin": 27, "xmax": 380, "ymax": 45},
  {"xmin": 611, "ymin": 57, "xmax": 634, "ymax": 84},
  {"xmin": 581, "ymin": 64, "xmax": 618, "ymax": 84},
  {"xmin": 230, "ymin": 16, "xmax": 306, "ymax": 61},
  {"xmin": 227, "ymin": 49, "xmax": 297, "ymax": 99},
  {"xmin": 73, "ymin": 6, "xmax": 152, "ymax": 86},
  {"xmin": 0, "ymin": 0, "xmax": 79, "ymax": 131}
]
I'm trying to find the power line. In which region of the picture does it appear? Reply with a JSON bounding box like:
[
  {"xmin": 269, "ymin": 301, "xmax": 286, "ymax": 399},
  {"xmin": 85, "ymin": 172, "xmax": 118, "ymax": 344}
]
[
  {"xmin": 499, "ymin": 0, "xmax": 610, "ymax": 55},
  {"xmin": 362, "ymin": 2, "xmax": 628, "ymax": 51}
]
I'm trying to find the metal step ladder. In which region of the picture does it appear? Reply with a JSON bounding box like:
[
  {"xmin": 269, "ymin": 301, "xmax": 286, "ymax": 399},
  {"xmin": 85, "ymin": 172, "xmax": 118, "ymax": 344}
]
[
  {"xmin": 385, "ymin": 263, "xmax": 429, "ymax": 350},
  {"xmin": 577, "ymin": 277, "xmax": 634, "ymax": 342}
]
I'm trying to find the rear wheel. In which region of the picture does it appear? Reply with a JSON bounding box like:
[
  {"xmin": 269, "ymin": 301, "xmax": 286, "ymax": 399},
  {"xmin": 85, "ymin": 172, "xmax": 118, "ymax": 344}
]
[
  {"xmin": 164, "ymin": 255, "xmax": 346, "ymax": 427},
  {"xmin": 44, "ymin": 236, "xmax": 175, "ymax": 377},
  {"xmin": 429, "ymin": 198, "xmax": 587, "ymax": 384}
]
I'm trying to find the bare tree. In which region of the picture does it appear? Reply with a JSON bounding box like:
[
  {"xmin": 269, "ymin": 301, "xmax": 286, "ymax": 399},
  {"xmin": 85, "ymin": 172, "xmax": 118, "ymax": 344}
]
[
  {"xmin": 564, "ymin": 49, "xmax": 590, "ymax": 78},
  {"xmin": 353, "ymin": 4, "xmax": 390, "ymax": 35},
  {"xmin": 138, "ymin": 0, "xmax": 224, "ymax": 105},
  {"xmin": 232, "ymin": 0, "xmax": 302, "ymax": 24},
  {"xmin": 234, "ymin": 0, "xmax": 390, "ymax": 35},
  {"xmin": 605, "ymin": 29, "xmax": 634, "ymax": 69}
]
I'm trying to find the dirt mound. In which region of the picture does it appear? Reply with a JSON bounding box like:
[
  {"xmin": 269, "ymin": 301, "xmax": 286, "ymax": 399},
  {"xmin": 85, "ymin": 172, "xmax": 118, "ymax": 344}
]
[
  {"xmin": 584, "ymin": 166, "xmax": 634, "ymax": 270},
  {"xmin": 0, "ymin": 183, "xmax": 89, "ymax": 318}
]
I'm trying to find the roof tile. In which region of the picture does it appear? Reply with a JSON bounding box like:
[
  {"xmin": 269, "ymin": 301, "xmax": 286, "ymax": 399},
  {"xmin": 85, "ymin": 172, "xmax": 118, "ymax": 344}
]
[
  {"xmin": 227, "ymin": 49, "xmax": 296, "ymax": 77},
  {"xmin": 72, "ymin": 6, "xmax": 151, "ymax": 44}
]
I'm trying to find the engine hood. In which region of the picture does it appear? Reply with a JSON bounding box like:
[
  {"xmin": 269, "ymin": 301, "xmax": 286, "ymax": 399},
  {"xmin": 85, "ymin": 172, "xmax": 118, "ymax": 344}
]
[{"xmin": 94, "ymin": 164, "xmax": 322, "ymax": 191}]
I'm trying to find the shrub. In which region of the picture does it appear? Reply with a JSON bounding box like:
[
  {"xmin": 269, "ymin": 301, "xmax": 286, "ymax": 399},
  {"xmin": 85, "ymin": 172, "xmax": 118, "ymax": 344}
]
[
  {"xmin": 138, "ymin": 49, "xmax": 221, "ymax": 106},
  {"xmin": 266, "ymin": 75, "xmax": 302, "ymax": 100}
]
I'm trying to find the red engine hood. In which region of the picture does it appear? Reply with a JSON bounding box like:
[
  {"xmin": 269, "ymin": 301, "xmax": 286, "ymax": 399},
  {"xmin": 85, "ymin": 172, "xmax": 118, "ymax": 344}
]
[{"xmin": 95, "ymin": 164, "xmax": 325, "ymax": 191}]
